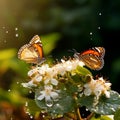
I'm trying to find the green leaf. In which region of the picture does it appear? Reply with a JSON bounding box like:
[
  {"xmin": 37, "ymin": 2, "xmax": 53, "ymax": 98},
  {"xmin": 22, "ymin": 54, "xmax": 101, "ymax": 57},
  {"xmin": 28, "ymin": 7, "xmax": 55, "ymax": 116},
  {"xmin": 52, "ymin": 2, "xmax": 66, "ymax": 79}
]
[
  {"xmin": 78, "ymin": 90, "xmax": 120, "ymax": 115},
  {"xmin": 78, "ymin": 94, "xmax": 95, "ymax": 107},
  {"xmin": 41, "ymin": 33, "xmax": 61, "ymax": 55},
  {"xmin": 76, "ymin": 66, "xmax": 92, "ymax": 79},
  {"xmin": 93, "ymin": 90, "xmax": 120, "ymax": 115},
  {"xmin": 0, "ymin": 88, "xmax": 24, "ymax": 106},
  {"xmin": 26, "ymin": 99, "xmax": 41, "ymax": 115},
  {"xmin": 35, "ymin": 88, "xmax": 75, "ymax": 116},
  {"xmin": 48, "ymin": 95, "xmax": 75, "ymax": 115},
  {"xmin": 0, "ymin": 49, "xmax": 16, "ymax": 60},
  {"xmin": 114, "ymin": 108, "xmax": 120, "ymax": 120}
]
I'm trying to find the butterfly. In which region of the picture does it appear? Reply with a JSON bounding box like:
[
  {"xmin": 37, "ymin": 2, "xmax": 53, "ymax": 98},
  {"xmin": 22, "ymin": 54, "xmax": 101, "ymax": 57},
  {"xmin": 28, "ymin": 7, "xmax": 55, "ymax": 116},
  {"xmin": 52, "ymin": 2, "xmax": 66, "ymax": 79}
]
[
  {"xmin": 74, "ymin": 47, "xmax": 105, "ymax": 70},
  {"xmin": 18, "ymin": 35, "xmax": 45, "ymax": 64}
]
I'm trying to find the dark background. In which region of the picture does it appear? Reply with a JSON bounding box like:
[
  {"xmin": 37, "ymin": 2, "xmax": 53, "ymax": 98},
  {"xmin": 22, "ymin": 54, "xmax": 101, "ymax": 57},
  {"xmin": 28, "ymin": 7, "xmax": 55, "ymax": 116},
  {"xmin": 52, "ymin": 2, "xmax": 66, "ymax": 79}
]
[{"xmin": 0, "ymin": 0, "xmax": 120, "ymax": 119}]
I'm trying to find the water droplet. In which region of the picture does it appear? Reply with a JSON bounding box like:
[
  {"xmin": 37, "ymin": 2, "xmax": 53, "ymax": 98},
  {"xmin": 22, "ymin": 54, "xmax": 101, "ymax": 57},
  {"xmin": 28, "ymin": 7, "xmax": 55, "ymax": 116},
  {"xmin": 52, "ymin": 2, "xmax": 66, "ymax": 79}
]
[
  {"xmin": 15, "ymin": 34, "xmax": 19, "ymax": 37},
  {"xmin": 15, "ymin": 27, "xmax": 18, "ymax": 31},
  {"xmin": 26, "ymin": 111, "xmax": 29, "ymax": 114},
  {"xmin": 29, "ymin": 90, "xmax": 32, "ymax": 93},
  {"xmin": 25, "ymin": 101, "xmax": 28, "ymax": 107},
  {"xmin": 4, "ymin": 40, "xmax": 7, "ymax": 43},
  {"xmin": 111, "ymin": 107, "xmax": 115, "ymax": 112},
  {"xmin": 90, "ymin": 32, "xmax": 93, "ymax": 35},
  {"xmin": 42, "ymin": 115, "xmax": 45, "ymax": 118},
  {"xmin": 46, "ymin": 99, "xmax": 53, "ymax": 107},
  {"xmin": 100, "ymin": 110, "xmax": 104, "ymax": 114},
  {"xmin": 30, "ymin": 115, "xmax": 33, "ymax": 119},
  {"xmin": 2, "ymin": 26, "xmax": 5, "ymax": 29},
  {"xmin": 6, "ymin": 31, "xmax": 8, "ymax": 33},
  {"xmin": 98, "ymin": 26, "xmax": 101, "ymax": 29},
  {"xmin": 64, "ymin": 88, "xmax": 67, "ymax": 91},
  {"xmin": 99, "ymin": 12, "xmax": 102, "ymax": 16},
  {"xmin": 8, "ymin": 89, "xmax": 11, "ymax": 92},
  {"xmin": 16, "ymin": 82, "xmax": 19, "ymax": 84}
]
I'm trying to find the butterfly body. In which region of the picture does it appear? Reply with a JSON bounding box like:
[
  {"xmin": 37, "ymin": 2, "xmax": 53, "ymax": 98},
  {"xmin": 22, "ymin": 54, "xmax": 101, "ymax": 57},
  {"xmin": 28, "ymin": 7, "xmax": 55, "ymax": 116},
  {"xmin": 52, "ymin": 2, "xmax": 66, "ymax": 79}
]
[
  {"xmin": 74, "ymin": 47, "xmax": 105, "ymax": 70},
  {"xmin": 18, "ymin": 35, "xmax": 45, "ymax": 64}
]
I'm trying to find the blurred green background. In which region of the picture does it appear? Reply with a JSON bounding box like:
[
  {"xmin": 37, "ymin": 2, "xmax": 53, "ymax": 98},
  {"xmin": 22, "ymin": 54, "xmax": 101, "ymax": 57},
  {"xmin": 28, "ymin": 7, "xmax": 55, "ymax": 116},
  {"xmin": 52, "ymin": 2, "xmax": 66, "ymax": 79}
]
[{"xmin": 0, "ymin": 0, "xmax": 120, "ymax": 119}]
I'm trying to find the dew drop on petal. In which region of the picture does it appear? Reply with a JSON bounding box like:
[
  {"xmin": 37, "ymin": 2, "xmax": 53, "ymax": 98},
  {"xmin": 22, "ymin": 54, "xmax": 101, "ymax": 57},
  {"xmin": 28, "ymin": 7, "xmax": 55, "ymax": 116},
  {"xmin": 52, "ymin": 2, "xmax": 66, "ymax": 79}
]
[{"xmin": 46, "ymin": 99, "xmax": 53, "ymax": 107}]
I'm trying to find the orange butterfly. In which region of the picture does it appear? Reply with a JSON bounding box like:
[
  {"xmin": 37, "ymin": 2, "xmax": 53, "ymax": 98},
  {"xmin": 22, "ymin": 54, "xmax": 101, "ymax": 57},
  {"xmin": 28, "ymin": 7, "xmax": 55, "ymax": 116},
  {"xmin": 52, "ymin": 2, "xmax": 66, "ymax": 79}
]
[
  {"xmin": 74, "ymin": 47, "xmax": 105, "ymax": 70},
  {"xmin": 18, "ymin": 35, "xmax": 45, "ymax": 64}
]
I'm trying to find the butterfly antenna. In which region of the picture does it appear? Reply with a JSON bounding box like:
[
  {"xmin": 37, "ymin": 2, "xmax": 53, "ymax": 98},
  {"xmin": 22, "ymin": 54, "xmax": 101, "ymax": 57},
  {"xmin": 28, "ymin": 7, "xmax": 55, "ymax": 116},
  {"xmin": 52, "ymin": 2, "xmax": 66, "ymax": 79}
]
[{"xmin": 68, "ymin": 48, "xmax": 77, "ymax": 53}]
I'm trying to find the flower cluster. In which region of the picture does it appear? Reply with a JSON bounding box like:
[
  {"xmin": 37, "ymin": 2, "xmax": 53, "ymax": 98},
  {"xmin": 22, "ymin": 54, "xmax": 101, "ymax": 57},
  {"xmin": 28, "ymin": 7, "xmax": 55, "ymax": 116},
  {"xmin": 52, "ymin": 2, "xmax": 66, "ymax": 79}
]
[
  {"xmin": 83, "ymin": 77, "xmax": 111, "ymax": 99},
  {"xmin": 22, "ymin": 58, "xmax": 111, "ymax": 105}
]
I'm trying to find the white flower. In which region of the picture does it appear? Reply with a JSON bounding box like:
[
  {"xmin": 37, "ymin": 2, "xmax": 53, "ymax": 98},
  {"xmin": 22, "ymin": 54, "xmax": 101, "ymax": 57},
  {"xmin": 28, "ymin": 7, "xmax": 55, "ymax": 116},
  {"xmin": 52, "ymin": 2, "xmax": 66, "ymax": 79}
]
[
  {"xmin": 53, "ymin": 59, "xmax": 85, "ymax": 76},
  {"xmin": 22, "ymin": 80, "xmax": 37, "ymax": 88},
  {"xmin": 83, "ymin": 77, "xmax": 111, "ymax": 99},
  {"xmin": 43, "ymin": 67, "xmax": 58, "ymax": 85},
  {"xmin": 37, "ymin": 85, "xmax": 59, "ymax": 102},
  {"xmin": 25, "ymin": 58, "xmax": 85, "ymax": 88}
]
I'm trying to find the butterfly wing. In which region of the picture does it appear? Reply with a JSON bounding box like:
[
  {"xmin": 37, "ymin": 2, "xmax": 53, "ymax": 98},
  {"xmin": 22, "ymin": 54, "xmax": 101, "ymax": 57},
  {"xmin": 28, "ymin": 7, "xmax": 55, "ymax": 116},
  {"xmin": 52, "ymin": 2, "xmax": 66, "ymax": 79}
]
[
  {"xmin": 18, "ymin": 44, "xmax": 40, "ymax": 64},
  {"xmin": 75, "ymin": 47, "xmax": 105, "ymax": 70},
  {"xmin": 18, "ymin": 35, "xmax": 45, "ymax": 64},
  {"xmin": 94, "ymin": 47, "xmax": 105, "ymax": 58},
  {"xmin": 30, "ymin": 35, "xmax": 44, "ymax": 59},
  {"xmin": 79, "ymin": 54, "xmax": 104, "ymax": 70}
]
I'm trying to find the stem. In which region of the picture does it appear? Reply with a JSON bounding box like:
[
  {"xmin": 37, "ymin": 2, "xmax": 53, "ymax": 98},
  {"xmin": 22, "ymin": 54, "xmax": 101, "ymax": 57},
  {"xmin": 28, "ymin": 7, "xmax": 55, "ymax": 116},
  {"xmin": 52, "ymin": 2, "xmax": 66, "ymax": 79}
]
[
  {"xmin": 86, "ymin": 112, "xmax": 94, "ymax": 120},
  {"xmin": 77, "ymin": 108, "xmax": 83, "ymax": 120}
]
